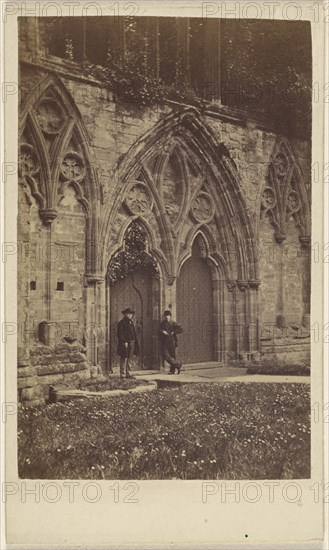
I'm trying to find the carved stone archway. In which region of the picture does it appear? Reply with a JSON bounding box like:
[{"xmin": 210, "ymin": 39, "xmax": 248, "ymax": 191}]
[
  {"xmin": 18, "ymin": 75, "xmax": 101, "ymax": 367},
  {"xmin": 99, "ymin": 108, "xmax": 261, "ymax": 366}
]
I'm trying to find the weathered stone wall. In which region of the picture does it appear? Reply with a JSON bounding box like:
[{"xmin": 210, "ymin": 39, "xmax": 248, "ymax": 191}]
[
  {"xmin": 17, "ymin": 53, "xmax": 311, "ymax": 402},
  {"xmin": 258, "ymin": 217, "xmax": 281, "ymax": 326},
  {"xmin": 52, "ymin": 190, "xmax": 86, "ymax": 341}
]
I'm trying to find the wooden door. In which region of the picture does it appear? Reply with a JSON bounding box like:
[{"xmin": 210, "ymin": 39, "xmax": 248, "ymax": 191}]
[
  {"xmin": 177, "ymin": 243, "xmax": 214, "ymax": 363},
  {"xmin": 109, "ymin": 268, "xmax": 154, "ymax": 370}
]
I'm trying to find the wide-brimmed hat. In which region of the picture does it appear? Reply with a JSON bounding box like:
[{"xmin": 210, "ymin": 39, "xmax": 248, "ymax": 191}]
[
  {"xmin": 164, "ymin": 310, "xmax": 172, "ymax": 316},
  {"xmin": 122, "ymin": 307, "xmax": 135, "ymax": 315}
]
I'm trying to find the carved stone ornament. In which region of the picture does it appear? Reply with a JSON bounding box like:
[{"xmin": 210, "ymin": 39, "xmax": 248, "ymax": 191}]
[
  {"xmin": 226, "ymin": 280, "xmax": 236, "ymax": 292},
  {"xmin": 237, "ymin": 280, "xmax": 249, "ymax": 291},
  {"xmin": 190, "ymin": 192, "xmax": 214, "ymax": 223},
  {"xmin": 261, "ymin": 186, "xmax": 276, "ymax": 210},
  {"xmin": 249, "ymin": 279, "xmax": 261, "ymax": 289},
  {"xmin": 19, "ymin": 144, "xmax": 39, "ymax": 178},
  {"xmin": 166, "ymin": 275, "xmax": 176, "ymax": 286},
  {"xmin": 273, "ymin": 153, "xmax": 288, "ymax": 178},
  {"xmin": 39, "ymin": 208, "xmax": 58, "ymax": 225},
  {"xmin": 286, "ymin": 190, "xmax": 301, "ymax": 213},
  {"xmin": 35, "ymin": 98, "xmax": 65, "ymax": 135},
  {"xmin": 125, "ymin": 183, "xmax": 153, "ymax": 215},
  {"xmin": 61, "ymin": 152, "xmax": 86, "ymax": 182}
]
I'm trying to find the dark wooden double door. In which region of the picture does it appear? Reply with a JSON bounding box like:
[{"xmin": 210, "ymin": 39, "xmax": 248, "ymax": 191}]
[{"xmin": 109, "ymin": 248, "xmax": 214, "ymax": 369}]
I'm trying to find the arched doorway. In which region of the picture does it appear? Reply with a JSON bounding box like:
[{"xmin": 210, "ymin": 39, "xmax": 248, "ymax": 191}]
[
  {"xmin": 177, "ymin": 237, "xmax": 215, "ymax": 364},
  {"xmin": 106, "ymin": 221, "xmax": 160, "ymax": 371}
]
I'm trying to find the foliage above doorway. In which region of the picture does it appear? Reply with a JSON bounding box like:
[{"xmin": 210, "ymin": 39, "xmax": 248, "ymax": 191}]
[{"xmin": 106, "ymin": 221, "xmax": 158, "ymax": 285}]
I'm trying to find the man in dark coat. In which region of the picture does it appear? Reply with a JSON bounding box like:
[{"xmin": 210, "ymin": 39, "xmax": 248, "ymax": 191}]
[
  {"xmin": 117, "ymin": 307, "xmax": 140, "ymax": 379},
  {"xmin": 159, "ymin": 310, "xmax": 183, "ymax": 374}
]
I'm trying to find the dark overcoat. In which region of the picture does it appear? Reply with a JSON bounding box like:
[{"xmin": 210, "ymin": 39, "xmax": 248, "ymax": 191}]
[
  {"xmin": 117, "ymin": 317, "xmax": 140, "ymax": 358},
  {"xmin": 159, "ymin": 320, "xmax": 183, "ymax": 356}
]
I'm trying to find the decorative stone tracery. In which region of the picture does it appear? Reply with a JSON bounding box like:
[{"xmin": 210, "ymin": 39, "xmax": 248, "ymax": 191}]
[
  {"xmin": 19, "ymin": 143, "xmax": 40, "ymax": 177},
  {"xmin": 261, "ymin": 138, "xmax": 311, "ymax": 244},
  {"xmin": 190, "ymin": 192, "xmax": 214, "ymax": 223},
  {"xmin": 34, "ymin": 97, "xmax": 65, "ymax": 134},
  {"xmin": 60, "ymin": 152, "xmax": 86, "ymax": 182},
  {"xmin": 124, "ymin": 182, "xmax": 153, "ymax": 215}
]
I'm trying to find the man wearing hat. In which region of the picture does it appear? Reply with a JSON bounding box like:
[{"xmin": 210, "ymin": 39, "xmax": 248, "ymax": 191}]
[
  {"xmin": 159, "ymin": 310, "xmax": 183, "ymax": 374},
  {"xmin": 117, "ymin": 307, "xmax": 140, "ymax": 379}
]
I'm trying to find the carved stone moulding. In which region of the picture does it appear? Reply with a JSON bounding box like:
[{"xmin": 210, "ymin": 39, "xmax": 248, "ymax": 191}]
[
  {"xmin": 226, "ymin": 280, "xmax": 237, "ymax": 292},
  {"xmin": 39, "ymin": 208, "xmax": 58, "ymax": 225},
  {"xmin": 86, "ymin": 274, "xmax": 104, "ymax": 285},
  {"xmin": 286, "ymin": 190, "xmax": 301, "ymax": 213},
  {"xmin": 61, "ymin": 151, "xmax": 86, "ymax": 182},
  {"xmin": 166, "ymin": 275, "xmax": 176, "ymax": 286},
  {"xmin": 273, "ymin": 152, "xmax": 288, "ymax": 178},
  {"xmin": 124, "ymin": 182, "xmax": 153, "ymax": 215},
  {"xmin": 19, "ymin": 143, "xmax": 39, "ymax": 178},
  {"xmin": 274, "ymin": 232, "xmax": 287, "ymax": 244},
  {"xmin": 34, "ymin": 97, "xmax": 65, "ymax": 135},
  {"xmin": 237, "ymin": 280, "xmax": 249, "ymax": 291},
  {"xmin": 248, "ymin": 279, "xmax": 261, "ymax": 289},
  {"xmin": 299, "ymin": 235, "xmax": 311, "ymax": 249},
  {"xmin": 261, "ymin": 186, "xmax": 276, "ymax": 210},
  {"xmin": 190, "ymin": 192, "xmax": 214, "ymax": 224}
]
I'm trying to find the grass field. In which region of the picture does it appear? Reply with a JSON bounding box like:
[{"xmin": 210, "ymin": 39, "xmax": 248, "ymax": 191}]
[{"xmin": 18, "ymin": 382, "xmax": 310, "ymax": 480}]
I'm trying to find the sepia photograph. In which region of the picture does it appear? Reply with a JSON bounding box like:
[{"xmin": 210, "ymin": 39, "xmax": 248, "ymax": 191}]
[{"xmin": 16, "ymin": 13, "xmax": 313, "ymax": 484}]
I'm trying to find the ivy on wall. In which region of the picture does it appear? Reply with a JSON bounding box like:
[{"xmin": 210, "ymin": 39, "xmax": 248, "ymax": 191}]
[
  {"xmin": 106, "ymin": 221, "xmax": 159, "ymax": 285},
  {"xmin": 86, "ymin": 52, "xmax": 201, "ymax": 107}
]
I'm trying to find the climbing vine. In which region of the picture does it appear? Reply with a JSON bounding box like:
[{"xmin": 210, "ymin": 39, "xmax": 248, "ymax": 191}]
[
  {"xmin": 106, "ymin": 222, "xmax": 159, "ymax": 285},
  {"xmin": 86, "ymin": 51, "xmax": 201, "ymax": 107}
]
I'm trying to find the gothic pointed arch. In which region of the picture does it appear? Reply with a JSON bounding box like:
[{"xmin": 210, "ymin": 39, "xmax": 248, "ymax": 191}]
[
  {"xmin": 100, "ymin": 107, "xmax": 258, "ymax": 284},
  {"xmin": 179, "ymin": 225, "xmax": 228, "ymax": 281},
  {"xmin": 19, "ymin": 74, "xmax": 100, "ymax": 275},
  {"xmin": 106, "ymin": 218, "xmax": 161, "ymax": 286},
  {"xmin": 260, "ymin": 137, "xmax": 311, "ymax": 244}
]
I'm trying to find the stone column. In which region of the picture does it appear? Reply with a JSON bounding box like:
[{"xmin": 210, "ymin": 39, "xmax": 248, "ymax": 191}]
[
  {"xmin": 17, "ymin": 187, "xmax": 31, "ymax": 368},
  {"xmin": 274, "ymin": 234, "xmax": 287, "ymax": 329},
  {"xmin": 163, "ymin": 276, "xmax": 176, "ymax": 317},
  {"xmin": 212, "ymin": 278, "xmax": 221, "ymax": 362},
  {"xmin": 97, "ymin": 278, "xmax": 107, "ymax": 370},
  {"xmin": 237, "ymin": 280, "xmax": 249, "ymax": 359},
  {"xmin": 248, "ymin": 280, "xmax": 261, "ymax": 359},
  {"xmin": 39, "ymin": 208, "xmax": 58, "ymax": 347},
  {"xmin": 300, "ymin": 236, "xmax": 311, "ymax": 328},
  {"xmin": 85, "ymin": 274, "xmax": 104, "ymax": 366},
  {"xmin": 225, "ymin": 280, "xmax": 237, "ymax": 363}
]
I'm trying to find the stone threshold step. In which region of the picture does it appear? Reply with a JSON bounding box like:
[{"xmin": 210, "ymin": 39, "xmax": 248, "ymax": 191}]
[{"xmin": 133, "ymin": 363, "xmax": 224, "ymax": 375}]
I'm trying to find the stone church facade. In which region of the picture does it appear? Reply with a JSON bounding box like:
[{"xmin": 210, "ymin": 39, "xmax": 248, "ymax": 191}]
[{"xmin": 17, "ymin": 19, "xmax": 311, "ymax": 404}]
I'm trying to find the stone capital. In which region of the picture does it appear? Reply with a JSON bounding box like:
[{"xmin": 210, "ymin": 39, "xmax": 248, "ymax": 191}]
[
  {"xmin": 166, "ymin": 275, "xmax": 176, "ymax": 287},
  {"xmin": 86, "ymin": 274, "xmax": 104, "ymax": 286},
  {"xmin": 39, "ymin": 208, "xmax": 58, "ymax": 225},
  {"xmin": 299, "ymin": 235, "xmax": 311, "ymax": 249},
  {"xmin": 274, "ymin": 232, "xmax": 286, "ymax": 244},
  {"xmin": 226, "ymin": 280, "xmax": 237, "ymax": 292},
  {"xmin": 248, "ymin": 279, "xmax": 261, "ymax": 289},
  {"xmin": 237, "ymin": 280, "xmax": 249, "ymax": 291}
]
